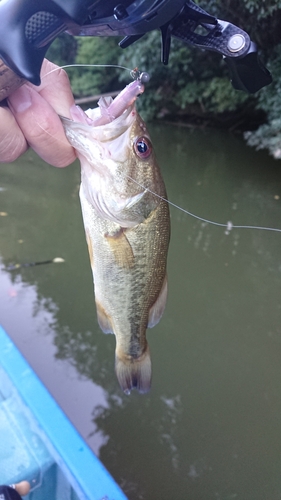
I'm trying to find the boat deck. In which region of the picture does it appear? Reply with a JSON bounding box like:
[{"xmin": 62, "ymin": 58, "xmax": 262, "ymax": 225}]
[{"xmin": 0, "ymin": 325, "xmax": 127, "ymax": 500}]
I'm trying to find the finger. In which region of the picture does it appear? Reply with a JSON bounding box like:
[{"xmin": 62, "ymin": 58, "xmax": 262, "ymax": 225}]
[
  {"xmin": 0, "ymin": 105, "xmax": 28, "ymax": 163},
  {"xmin": 8, "ymin": 85, "xmax": 76, "ymax": 167},
  {"xmin": 30, "ymin": 59, "xmax": 75, "ymax": 118}
]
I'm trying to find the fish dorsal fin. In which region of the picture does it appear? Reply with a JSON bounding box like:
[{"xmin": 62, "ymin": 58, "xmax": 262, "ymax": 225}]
[{"xmin": 148, "ymin": 274, "xmax": 168, "ymax": 328}]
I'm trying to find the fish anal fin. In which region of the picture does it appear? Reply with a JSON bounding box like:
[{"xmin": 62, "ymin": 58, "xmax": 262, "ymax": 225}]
[
  {"xmin": 95, "ymin": 300, "xmax": 114, "ymax": 334},
  {"xmin": 85, "ymin": 229, "xmax": 94, "ymax": 269},
  {"xmin": 105, "ymin": 229, "xmax": 134, "ymax": 269},
  {"xmin": 115, "ymin": 346, "xmax": 151, "ymax": 394},
  {"xmin": 148, "ymin": 274, "xmax": 168, "ymax": 328}
]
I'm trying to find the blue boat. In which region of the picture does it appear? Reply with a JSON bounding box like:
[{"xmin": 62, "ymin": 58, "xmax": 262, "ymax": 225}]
[{"xmin": 0, "ymin": 325, "xmax": 128, "ymax": 500}]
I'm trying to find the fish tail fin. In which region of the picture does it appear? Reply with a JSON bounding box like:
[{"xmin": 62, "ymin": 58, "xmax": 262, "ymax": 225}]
[{"xmin": 115, "ymin": 346, "xmax": 152, "ymax": 395}]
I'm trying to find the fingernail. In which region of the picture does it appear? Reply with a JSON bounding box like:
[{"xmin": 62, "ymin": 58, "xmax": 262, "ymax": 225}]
[{"xmin": 8, "ymin": 85, "xmax": 32, "ymax": 113}]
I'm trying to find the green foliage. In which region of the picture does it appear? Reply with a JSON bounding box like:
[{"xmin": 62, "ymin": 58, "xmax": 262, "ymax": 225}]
[
  {"xmin": 45, "ymin": 1, "xmax": 281, "ymax": 159},
  {"xmin": 245, "ymin": 120, "xmax": 281, "ymax": 159},
  {"xmin": 117, "ymin": 29, "xmax": 251, "ymax": 121},
  {"xmin": 175, "ymin": 77, "xmax": 249, "ymax": 114},
  {"xmin": 244, "ymin": 45, "xmax": 281, "ymax": 158},
  {"xmin": 46, "ymin": 33, "xmax": 77, "ymax": 67},
  {"xmin": 47, "ymin": 35, "xmax": 121, "ymax": 96},
  {"xmin": 242, "ymin": 0, "xmax": 281, "ymax": 19},
  {"xmin": 67, "ymin": 37, "xmax": 121, "ymax": 96}
]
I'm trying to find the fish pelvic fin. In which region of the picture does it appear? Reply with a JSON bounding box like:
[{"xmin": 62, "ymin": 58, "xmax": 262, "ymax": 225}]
[
  {"xmin": 115, "ymin": 346, "xmax": 152, "ymax": 395},
  {"xmin": 104, "ymin": 229, "xmax": 134, "ymax": 269}
]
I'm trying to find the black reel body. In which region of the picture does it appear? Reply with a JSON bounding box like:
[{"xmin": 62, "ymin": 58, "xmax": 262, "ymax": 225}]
[{"xmin": 0, "ymin": 0, "xmax": 272, "ymax": 92}]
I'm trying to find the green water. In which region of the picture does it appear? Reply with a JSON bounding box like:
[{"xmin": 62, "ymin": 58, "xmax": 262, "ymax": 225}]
[{"xmin": 1, "ymin": 124, "xmax": 281, "ymax": 500}]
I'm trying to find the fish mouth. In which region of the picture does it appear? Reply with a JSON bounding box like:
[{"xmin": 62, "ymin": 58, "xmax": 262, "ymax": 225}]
[
  {"xmin": 59, "ymin": 102, "xmax": 136, "ymax": 145},
  {"xmin": 60, "ymin": 78, "xmax": 144, "ymax": 138}
]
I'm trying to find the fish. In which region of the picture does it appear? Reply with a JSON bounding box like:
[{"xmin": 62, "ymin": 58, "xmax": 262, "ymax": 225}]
[{"xmin": 60, "ymin": 76, "xmax": 170, "ymax": 394}]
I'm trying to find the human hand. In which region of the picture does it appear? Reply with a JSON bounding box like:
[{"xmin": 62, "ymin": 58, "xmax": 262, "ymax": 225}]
[
  {"xmin": 0, "ymin": 480, "xmax": 30, "ymax": 499},
  {"xmin": 0, "ymin": 59, "xmax": 76, "ymax": 167}
]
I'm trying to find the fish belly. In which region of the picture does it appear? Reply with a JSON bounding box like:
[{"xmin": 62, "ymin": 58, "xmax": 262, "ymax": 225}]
[{"xmin": 79, "ymin": 183, "xmax": 170, "ymax": 394}]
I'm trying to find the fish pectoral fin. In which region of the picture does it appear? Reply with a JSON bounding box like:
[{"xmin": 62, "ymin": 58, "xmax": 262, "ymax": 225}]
[
  {"xmin": 96, "ymin": 300, "xmax": 114, "ymax": 334},
  {"xmin": 148, "ymin": 274, "xmax": 168, "ymax": 328},
  {"xmin": 104, "ymin": 229, "xmax": 134, "ymax": 269},
  {"xmin": 115, "ymin": 346, "xmax": 152, "ymax": 395},
  {"xmin": 125, "ymin": 190, "xmax": 147, "ymax": 209}
]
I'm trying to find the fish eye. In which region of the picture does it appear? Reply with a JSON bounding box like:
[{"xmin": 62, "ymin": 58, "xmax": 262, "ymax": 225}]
[{"xmin": 134, "ymin": 137, "xmax": 152, "ymax": 159}]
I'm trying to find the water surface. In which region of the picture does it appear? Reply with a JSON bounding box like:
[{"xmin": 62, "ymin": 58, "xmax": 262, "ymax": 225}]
[{"xmin": 1, "ymin": 125, "xmax": 281, "ymax": 499}]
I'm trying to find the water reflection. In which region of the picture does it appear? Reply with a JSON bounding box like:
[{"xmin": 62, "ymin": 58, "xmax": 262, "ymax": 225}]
[
  {"xmin": 0, "ymin": 261, "xmax": 110, "ymax": 456},
  {"xmin": 1, "ymin": 127, "xmax": 281, "ymax": 499},
  {"xmin": 160, "ymin": 395, "xmax": 182, "ymax": 471}
]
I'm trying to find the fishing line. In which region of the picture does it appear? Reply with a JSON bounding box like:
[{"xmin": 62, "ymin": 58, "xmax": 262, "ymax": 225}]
[
  {"xmin": 125, "ymin": 174, "xmax": 281, "ymax": 234},
  {"xmin": 35, "ymin": 113, "xmax": 281, "ymax": 234},
  {"xmin": 39, "ymin": 64, "xmax": 281, "ymax": 234},
  {"xmin": 35, "ymin": 118, "xmax": 281, "ymax": 234},
  {"xmin": 43, "ymin": 63, "xmax": 133, "ymax": 78}
]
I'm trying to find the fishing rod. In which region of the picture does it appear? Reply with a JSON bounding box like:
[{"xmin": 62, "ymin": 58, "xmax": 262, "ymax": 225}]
[{"xmin": 0, "ymin": 0, "xmax": 272, "ymax": 102}]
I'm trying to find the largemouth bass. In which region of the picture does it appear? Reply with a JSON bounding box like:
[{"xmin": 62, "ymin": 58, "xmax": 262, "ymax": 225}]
[{"xmin": 61, "ymin": 76, "xmax": 170, "ymax": 394}]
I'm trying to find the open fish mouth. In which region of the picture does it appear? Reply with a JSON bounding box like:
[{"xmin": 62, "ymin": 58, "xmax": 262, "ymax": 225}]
[{"xmin": 60, "ymin": 74, "xmax": 145, "ymax": 130}]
